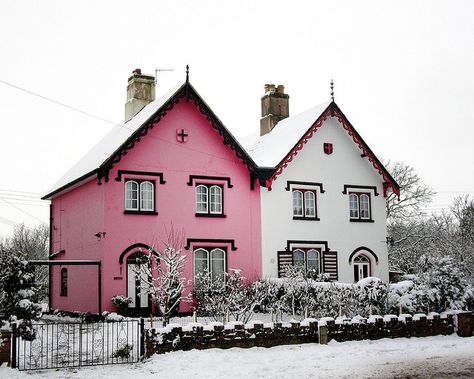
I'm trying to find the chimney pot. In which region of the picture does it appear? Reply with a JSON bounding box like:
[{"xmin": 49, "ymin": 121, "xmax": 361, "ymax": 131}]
[
  {"xmin": 260, "ymin": 83, "xmax": 289, "ymax": 136},
  {"xmin": 125, "ymin": 69, "xmax": 155, "ymax": 122}
]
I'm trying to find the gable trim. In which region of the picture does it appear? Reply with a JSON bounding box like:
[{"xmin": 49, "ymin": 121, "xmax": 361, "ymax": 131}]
[{"xmin": 265, "ymin": 102, "xmax": 400, "ymax": 197}]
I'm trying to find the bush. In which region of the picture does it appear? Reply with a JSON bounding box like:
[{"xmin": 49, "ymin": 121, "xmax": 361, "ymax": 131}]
[{"xmin": 112, "ymin": 295, "xmax": 133, "ymax": 315}]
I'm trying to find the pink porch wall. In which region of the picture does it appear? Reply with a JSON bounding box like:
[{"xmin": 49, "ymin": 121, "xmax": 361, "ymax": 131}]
[
  {"xmin": 102, "ymin": 100, "xmax": 262, "ymax": 313},
  {"xmin": 50, "ymin": 180, "xmax": 104, "ymax": 313}
]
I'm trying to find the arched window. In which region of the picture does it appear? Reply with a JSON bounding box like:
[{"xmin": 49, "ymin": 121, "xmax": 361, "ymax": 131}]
[
  {"xmin": 60, "ymin": 268, "xmax": 68, "ymax": 296},
  {"xmin": 307, "ymin": 249, "xmax": 320, "ymax": 273},
  {"xmin": 209, "ymin": 186, "xmax": 222, "ymax": 214},
  {"xmin": 353, "ymin": 254, "xmax": 371, "ymax": 282},
  {"xmin": 360, "ymin": 194, "xmax": 370, "ymax": 219},
  {"xmin": 125, "ymin": 180, "xmax": 139, "ymax": 210},
  {"xmin": 292, "ymin": 190, "xmax": 303, "ymax": 216},
  {"xmin": 210, "ymin": 248, "xmax": 225, "ymax": 282},
  {"xmin": 140, "ymin": 181, "xmax": 154, "ymax": 211},
  {"xmin": 194, "ymin": 248, "xmax": 208, "ymax": 278},
  {"xmin": 196, "ymin": 185, "xmax": 209, "ymax": 214},
  {"xmin": 193, "ymin": 247, "xmax": 227, "ymax": 284},
  {"xmin": 304, "ymin": 191, "xmax": 316, "ymax": 218},
  {"xmin": 293, "ymin": 249, "xmax": 305, "ymax": 267},
  {"xmin": 349, "ymin": 193, "xmax": 359, "ymax": 219}
]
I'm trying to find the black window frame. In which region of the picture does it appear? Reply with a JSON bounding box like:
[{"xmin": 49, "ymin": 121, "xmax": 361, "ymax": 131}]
[
  {"xmin": 195, "ymin": 183, "xmax": 226, "ymax": 218},
  {"xmin": 124, "ymin": 179, "xmax": 158, "ymax": 215},
  {"xmin": 292, "ymin": 189, "xmax": 319, "ymax": 221},
  {"xmin": 348, "ymin": 192, "xmax": 373, "ymax": 222}
]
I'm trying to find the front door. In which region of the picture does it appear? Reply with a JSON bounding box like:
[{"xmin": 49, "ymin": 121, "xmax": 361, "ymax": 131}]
[
  {"xmin": 126, "ymin": 253, "xmax": 150, "ymax": 309},
  {"xmin": 353, "ymin": 254, "xmax": 370, "ymax": 282}
]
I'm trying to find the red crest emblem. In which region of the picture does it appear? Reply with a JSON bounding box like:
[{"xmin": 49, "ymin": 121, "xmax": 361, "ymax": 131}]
[{"xmin": 324, "ymin": 143, "xmax": 333, "ymax": 155}]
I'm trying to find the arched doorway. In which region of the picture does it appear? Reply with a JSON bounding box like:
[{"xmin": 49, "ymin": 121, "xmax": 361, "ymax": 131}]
[
  {"xmin": 126, "ymin": 251, "xmax": 151, "ymax": 311},
  {"xmin": 353, "ymin": 254, "xmax": 370, "ymax": 282}
]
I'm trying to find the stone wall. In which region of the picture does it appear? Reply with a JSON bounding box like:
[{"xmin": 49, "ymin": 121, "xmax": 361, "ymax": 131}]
[{"xmin": 146, "ymin": 312, "xmax": 474, "ymax": 356}]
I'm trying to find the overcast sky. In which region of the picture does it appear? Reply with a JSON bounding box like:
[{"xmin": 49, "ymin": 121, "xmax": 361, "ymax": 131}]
[{"xmin": 0, "ymin": 0, "xmax": 473, "ymax": 237}]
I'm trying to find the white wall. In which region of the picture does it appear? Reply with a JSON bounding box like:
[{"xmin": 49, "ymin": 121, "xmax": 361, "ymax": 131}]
[{"xmin": 261, "ymin": 117, "xmax": 389, "ymax": 282}]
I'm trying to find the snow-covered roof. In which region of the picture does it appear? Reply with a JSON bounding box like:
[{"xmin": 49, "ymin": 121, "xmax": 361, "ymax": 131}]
[
  {"xmin": 43, "ymin": 84, "xmax": 184, "ymax": 199},
  {"xmin": 244, "ymin": 101, "xmax": 331, "ymax": 167}
]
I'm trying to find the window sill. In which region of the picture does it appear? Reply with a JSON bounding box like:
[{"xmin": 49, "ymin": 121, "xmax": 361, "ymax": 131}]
[
  {"xmin": 293, "ymin": 216, "xmax": 320, "ymax": 221},
  {"xmin": 60, "ymin": 294, "xmax": 67, "ymax": 297},
  {"xmin": 195, "ymin": 213, "xmax": 227, "ymax": 218},
  {"xmin": 124, "ymin": 210, "xmax": 158, "ymax": 215},
  {"xmin": 349, "ymin": 218, "xmax": 374, "ymax": 223}
]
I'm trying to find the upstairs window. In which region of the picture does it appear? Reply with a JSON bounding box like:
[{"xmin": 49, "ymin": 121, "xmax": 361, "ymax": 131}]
[
  {"xmin": 292, "ymin": 189, "xmax": 317, "ymax": 220},
  {"xmin": 349, "ymin": 192, "xmax": 372, "ymax": 221},
  {"xmin": 125, "ymin": 180, "xmax": 156, "ymax": 214},
  {"xmin": 195, "ymin": 184, "xmax": 224, "ymax": 216}
]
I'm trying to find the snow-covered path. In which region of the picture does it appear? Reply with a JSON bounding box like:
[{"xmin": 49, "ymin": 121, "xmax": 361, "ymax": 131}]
[{"xmin": 1, "ymin": 335, "xmax": 473, "ymax": 378}]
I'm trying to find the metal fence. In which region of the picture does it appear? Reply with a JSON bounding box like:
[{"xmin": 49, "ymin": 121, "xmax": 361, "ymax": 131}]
[{"xmin": 12, "ymin": 319, "xmax": 144, "ymax": 370}]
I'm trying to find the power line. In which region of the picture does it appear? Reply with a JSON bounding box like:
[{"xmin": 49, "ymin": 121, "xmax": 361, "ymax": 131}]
[
  {"xmin": 0, "ymin": 78, "xmax": 131, "ymax": 129},
  {"xmin": 0, "ymin": 197, "xmax": 45, "ymax": 223},
  {"xmin": 0, "ymin": 188, "xmax": 43, "ymax": 196}
]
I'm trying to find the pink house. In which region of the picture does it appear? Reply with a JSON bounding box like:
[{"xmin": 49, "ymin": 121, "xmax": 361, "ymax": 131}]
[{"xmin": 42, "ymin": 69, "xmax": 262, "ymax": 315}]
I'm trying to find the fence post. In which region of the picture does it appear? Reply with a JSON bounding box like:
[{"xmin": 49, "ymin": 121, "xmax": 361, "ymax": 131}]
[
  {"xmin": 11, "ymin": 324, "xmax": 17, "ymax": 369},
  {"xmin": 139, "ymin": 318, "xmax": 145, "ymax": 359},
  {"xmin": 78, "ymin": 323, "xmax": 82, "ymax": 367},
  {"xmin": 319, "ymin": 325, "xmax": 328, "ymax": 345}
]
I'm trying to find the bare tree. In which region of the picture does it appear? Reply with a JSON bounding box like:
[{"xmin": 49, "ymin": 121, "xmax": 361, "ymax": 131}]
[
  {"xmin": 384, "ymin": 160, "xmax": 435, "ymax": 222},
  {"xmin": 133, "ymin": 228, "xmax": 192, "ymax": 324},
  {"xmin": 1, "ymin": 223, "xmax": 49, "ymax": 300}
]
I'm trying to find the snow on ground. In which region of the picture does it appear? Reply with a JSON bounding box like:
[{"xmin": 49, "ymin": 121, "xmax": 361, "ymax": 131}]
[{"xmin": 1, "ymin": 335, "xmax": 473, "ymax": 379}]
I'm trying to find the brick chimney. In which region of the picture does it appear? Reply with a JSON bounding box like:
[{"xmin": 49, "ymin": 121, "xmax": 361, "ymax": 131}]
[
  {"xmin": 124, "ymin": 68, "xmax": 155, "ymax": 122},
  {"xmin": 260, "ymin": 84, "xmax": 289, "ymax": 136}
]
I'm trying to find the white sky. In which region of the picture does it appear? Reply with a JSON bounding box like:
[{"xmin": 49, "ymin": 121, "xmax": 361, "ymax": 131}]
[{"xmin": 1, "ymin": 0, "xmax": 473, "ymax": 237}]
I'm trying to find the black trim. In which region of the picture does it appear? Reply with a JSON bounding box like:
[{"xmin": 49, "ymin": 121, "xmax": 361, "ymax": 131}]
[
  {"xmin": 348, "ymin": 246, "xmax": 379, "ymax": 264},
  {"xmin": 187, "ymin": 175, "xmax": 233, "ymax": 188},
  {"xmin": 285, "ymin": 181, "xmax": 325, "ymax": 193},
  {"xmin": 195, "ymin": 213, "xmax": 226, "ymax": 218},
  {"xmin": 124, "ymin": 210, "xmax": 158, "ymax": 215},
  {"xmin": 342, "ymin": 185, "xmax": 379, "ymax": 196},
  {"xmin": 119, "ymin": 243, "xmax": 156, "ymax": 265},
  {"xmin": 96, "ymin": 83, "xmax": 258, "ymax": 184},
  {"xmin": 42, "ymin": 169, "xmax": 98, "ymax": 200},
  {"xmin": 286, "ymin": 240, "xmax": 329, "ymax": 252},
  {"xmin": 116, "ymin": 170, "xmax": 166, "ymax": 183},
  {"xmin": 350, "ymin": 218, "xmax": 374, "ymax": 223},
  {"xmin": 293, "ymin": 216, "xmax": 320, "ymax": 221},
  {"xmin": 185, "ymin": 238, "xmax": 237, "ymax": 251},
  {"xmin": 48, "ymin": 204, "xmax": 53, "ymax": 309}
]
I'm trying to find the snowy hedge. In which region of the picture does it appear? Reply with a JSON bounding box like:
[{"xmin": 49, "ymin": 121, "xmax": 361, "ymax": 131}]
[{"xmin": 195, "ymin": 267, "xmax": 473, "ymax": 319}]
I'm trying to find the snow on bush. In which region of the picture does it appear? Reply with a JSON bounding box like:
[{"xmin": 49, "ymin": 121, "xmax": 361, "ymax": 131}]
[{"xmin": 0, "ymin": 249, "xmax": 42, "ymax": 340}]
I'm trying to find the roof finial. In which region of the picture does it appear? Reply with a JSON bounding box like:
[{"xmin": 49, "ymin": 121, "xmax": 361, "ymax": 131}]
[
  {"xmin": 185, "ymin": 65, "xmax": 190, "ymax": 102},
  {"xmin": 330, "ymin": 79, "xmax": 334, "ymax": 101}
]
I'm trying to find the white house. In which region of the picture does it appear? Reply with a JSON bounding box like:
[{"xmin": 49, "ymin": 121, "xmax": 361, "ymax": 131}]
[{"xmin": 246, "ymin": 84, "xmax": 400, "ymax": 282}]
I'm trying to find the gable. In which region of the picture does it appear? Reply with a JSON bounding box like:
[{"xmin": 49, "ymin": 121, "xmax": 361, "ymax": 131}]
[
  {"xmin": 249, "ymin": 102, "xmax": 400, "ymax": 197},
  {"xmin": 43, "ymin": 83, "xmax": 257, "ymax": 200}
]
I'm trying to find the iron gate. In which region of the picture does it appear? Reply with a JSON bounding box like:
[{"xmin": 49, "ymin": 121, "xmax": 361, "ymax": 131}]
[{"xmin": 12, "ymin": 319, "xmax": 144, "ymax": 370}]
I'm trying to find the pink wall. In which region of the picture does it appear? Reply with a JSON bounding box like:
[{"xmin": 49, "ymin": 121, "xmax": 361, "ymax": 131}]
[
  {"xmin": 51, "ymin": 98, "xmax": 262, "ymax": 314},
  {"xmin": 50, "ymin": 180, "xmax": 104, "ymax": 313}
]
